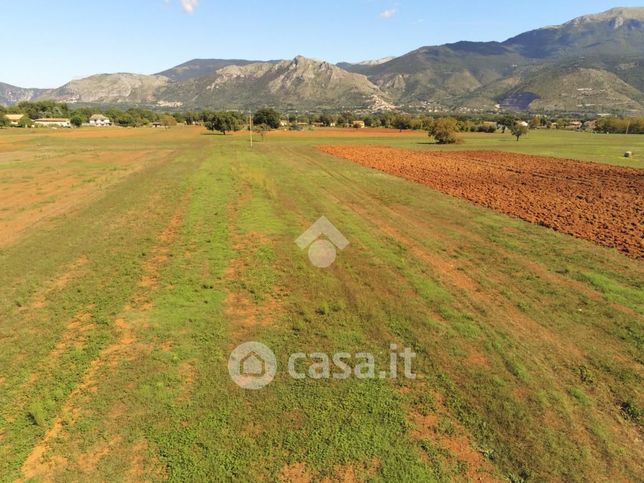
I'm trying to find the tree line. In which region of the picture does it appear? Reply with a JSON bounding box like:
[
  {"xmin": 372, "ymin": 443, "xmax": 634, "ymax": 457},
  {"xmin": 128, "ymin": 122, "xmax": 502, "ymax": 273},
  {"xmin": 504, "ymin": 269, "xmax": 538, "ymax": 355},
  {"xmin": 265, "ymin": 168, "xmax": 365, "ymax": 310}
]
[
  {"xmin": 200, "ymin": 108, "xmax": 282, "ymax": 135},
  {"xmin": 2, "ymin": 101, "xmax": 642, "ymax": 137},
  {"xmin": 594, "ymin": 117, "xmax": 644, "ymax": 134}
]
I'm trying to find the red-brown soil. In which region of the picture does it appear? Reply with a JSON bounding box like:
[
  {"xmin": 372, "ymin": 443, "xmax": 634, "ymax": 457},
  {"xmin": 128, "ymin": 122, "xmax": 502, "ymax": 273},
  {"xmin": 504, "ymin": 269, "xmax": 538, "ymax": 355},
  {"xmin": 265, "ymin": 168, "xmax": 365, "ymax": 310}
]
[{"xmin": 318, "ymin": 146, "xmax": 644, "ymax": 258}]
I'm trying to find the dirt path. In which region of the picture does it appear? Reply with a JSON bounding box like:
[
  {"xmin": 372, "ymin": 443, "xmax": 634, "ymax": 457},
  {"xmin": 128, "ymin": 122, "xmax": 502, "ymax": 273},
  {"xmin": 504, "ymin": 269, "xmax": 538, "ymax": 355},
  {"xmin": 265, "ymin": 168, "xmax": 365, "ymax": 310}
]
[{"xmin": 317, "ymin": 146, "xmax": 644, "ymax": 258}]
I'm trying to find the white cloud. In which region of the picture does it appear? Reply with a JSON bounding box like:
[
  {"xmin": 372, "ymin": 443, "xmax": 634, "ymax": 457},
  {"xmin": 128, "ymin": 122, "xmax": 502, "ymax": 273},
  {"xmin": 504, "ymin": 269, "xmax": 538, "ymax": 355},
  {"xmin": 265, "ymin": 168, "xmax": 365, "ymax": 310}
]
[
  {"xmin": 180, "ymin": 0, "xmax": 198, "ymax": 14},
  {"xmin": 379, "ymin": 8, "xmax": 397, "ymax": 19}
]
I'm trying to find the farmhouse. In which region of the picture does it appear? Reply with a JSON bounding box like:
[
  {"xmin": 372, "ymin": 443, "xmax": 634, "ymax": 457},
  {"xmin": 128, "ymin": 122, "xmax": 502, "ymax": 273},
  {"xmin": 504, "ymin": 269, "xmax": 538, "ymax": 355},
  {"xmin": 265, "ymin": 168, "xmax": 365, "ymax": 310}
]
[
  {"xmin": 565, "ymin": 121, "xmax": 583, "ymax": 130},
  {"xmin": 89, "ymin": 114, "xmax": 111, "ymax": 126},
  {"xmin": 34, "ymin": 118, "xmax": 71, "ymax": 128},
  {"xmin": 583, "ymin": 120, "xmax": 597, "ymax": 131},
  {"xmin": 5, "ymin": 114, "xmax": 25, "ymax": 126}
]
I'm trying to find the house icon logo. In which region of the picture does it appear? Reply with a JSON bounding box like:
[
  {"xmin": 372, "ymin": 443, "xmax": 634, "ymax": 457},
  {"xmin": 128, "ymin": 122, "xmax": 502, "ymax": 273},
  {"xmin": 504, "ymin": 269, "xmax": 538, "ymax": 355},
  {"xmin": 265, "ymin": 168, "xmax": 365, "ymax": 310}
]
[
  {"xmin": 295, "ymin": 216, "xmax": 349, "ymax": 268},
  {"xmin": 228, "ymin": 341, "xmax": 276, "ymax": 390}
]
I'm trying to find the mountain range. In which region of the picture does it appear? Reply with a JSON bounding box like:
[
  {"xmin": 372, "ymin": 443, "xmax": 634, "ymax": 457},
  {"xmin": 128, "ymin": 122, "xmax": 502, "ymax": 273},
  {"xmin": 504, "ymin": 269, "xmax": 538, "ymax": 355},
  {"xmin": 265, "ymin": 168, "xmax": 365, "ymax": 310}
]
[{"xmin": 2, "ymin": 7, "xmax": 643, "ymax": 114}]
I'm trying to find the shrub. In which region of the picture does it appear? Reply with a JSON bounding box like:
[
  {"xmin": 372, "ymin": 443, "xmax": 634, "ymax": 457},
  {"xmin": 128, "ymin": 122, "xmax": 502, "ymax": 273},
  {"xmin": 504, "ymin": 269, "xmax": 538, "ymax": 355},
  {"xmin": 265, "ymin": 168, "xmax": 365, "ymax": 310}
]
[
  {"xmin": 70, "ymin": 115, "xmax": 83, "ymax": 128},
  {"xmin": 428, "ymin": 117, "xmax": 460, "ymax": 144},
  {"xmin": 620, "ymin": 400, "xmax": 640, "ymax": 422},
  {"xmin": 28, "ymin": 402, "xmax": 46, "ymax": 427}
]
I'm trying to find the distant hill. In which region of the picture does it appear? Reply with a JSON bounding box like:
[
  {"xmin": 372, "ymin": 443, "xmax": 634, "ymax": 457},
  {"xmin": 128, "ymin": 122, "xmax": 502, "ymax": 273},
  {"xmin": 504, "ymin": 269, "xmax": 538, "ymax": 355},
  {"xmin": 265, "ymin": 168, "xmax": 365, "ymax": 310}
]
[
  {"xmin": 337, "ymin": 57, "xmax": 396, "ymax": 74},
  {"xmin": 350, "ymin": 7, "xmax": 644, "ymax": 113},
  {"xmin": 497, "ymin": 62, "xmax": 644, "ymax": 112},
  {"xmin": 156, "ymin": 59, "xmax": 270, "ymax": 82},
  {"xmin": 42, "ymin": 74, "xmax": 170, "ymax": 105},
  {"xmin": 2, "ymin": 7, "xmax": 642, "ymax": 113},
  {"xmin": 503, "ymin": 7, "xmax": 644, "ymax": 58},
  {"xmin": 351, "ymin": 42, "xmax": 525, "ymax": 109},
  {"xmin": 0, "ymin": 82, "xmax": 45, "ymax": 105},
  {"xmin": 158, "ymin": 56, "xmax": 393, "ymax": 110}
]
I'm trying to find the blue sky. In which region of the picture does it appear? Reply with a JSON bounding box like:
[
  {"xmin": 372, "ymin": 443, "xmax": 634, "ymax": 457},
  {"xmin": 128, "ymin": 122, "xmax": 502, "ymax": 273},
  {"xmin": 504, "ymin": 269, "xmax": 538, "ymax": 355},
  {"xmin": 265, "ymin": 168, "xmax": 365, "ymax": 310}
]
[{"xmin": 1, "ymin": 0, "xmax": 637, "ymax": 88}]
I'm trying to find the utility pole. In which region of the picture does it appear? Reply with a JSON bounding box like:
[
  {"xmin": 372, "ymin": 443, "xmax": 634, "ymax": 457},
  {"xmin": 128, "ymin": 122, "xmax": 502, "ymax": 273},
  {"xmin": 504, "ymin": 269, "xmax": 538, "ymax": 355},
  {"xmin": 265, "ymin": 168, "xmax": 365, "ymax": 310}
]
[{"xmin": 249, "ymin": 112, "xmax": 253, "ymax": 148}]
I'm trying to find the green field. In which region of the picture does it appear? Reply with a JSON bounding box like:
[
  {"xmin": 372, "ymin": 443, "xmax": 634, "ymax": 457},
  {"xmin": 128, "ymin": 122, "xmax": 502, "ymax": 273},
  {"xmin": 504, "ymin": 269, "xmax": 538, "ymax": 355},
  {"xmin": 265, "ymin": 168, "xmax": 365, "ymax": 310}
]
[{"xmin": 0, "ymin": 127, "xmax": 642, "ymax": 481}]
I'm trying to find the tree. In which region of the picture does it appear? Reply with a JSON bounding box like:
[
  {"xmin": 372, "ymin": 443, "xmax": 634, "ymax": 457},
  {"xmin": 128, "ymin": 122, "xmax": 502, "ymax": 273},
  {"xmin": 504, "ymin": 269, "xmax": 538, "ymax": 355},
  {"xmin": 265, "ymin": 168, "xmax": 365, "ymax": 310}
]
[
  {"xmin": 362, "ymin": 115, "xmax": 375, "ymax": 127},
  {"xmin": 70, "ymin": 115, "xmax": 83, "ymax": 128},
  {"xmin": 70, "ymin": 108, "xmax": 92, "ymax": 124},
  {"xmin": 420, "ymin": 116, "xmax": 435, "ymax": 132},
  {"xmin": 319, "ymin": 113, "xmax": 335, "ymax": 127},
  {"xmin": 428, "ymin": 117, "xmax": 459, "ymax": 144},
  {"xmin": 160, "ymin": 114, "xmax": 177, "ymax": 128},
  {"xmin": 171, "ymin": 112, "xmax": 186, "ymax": 124},
  {"xmin": 112, "ymin": 112, "xmax": 136, "ymax": 127},
  {"xmin": 378, "ymin": 112, "xmax": 395, "ymax": 129},
  {"xmin": 510, "ymin": 123, "xmax": 529, "ymax": 141},
  {"xmin": 205, "ymin": 112, "xmax": 226, "ymax": 134},
  {"xmin": 17, "ymin": 100, "xmax": 69, "ymax": 120},
  {"xmin": 498, "ymin": 115, "xmax": 515, "ymax": 133},
  {"xmin": 253, "ymin": 108, "xmax": 281, "ymax": 129},
  {"xmin": 17, "ymin": 115, "xmax": 33, "ymax": 128},
  {"xmin": 0, "ymin": 115, "xmax": 8, "ymax": 128},
  {"xmin": 183, "ymin": 112, "xmax": 198, "ymax": 125},
  {"xmin": 205, "ymin": 112, "xmax": 243, "ymax": 135},
  {"xmin": 392, "ymin": 114, "xmax": 413, "ymax": 132},
  {"xmin": 336, "ymin": 112, "xmax": 355, "ymax": 128}
]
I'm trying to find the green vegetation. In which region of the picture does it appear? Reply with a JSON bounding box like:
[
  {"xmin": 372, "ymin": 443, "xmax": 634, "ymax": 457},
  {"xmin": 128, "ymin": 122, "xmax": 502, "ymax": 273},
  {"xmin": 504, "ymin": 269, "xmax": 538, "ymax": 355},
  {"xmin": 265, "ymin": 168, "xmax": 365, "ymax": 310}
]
[
  {"xmin": 3, "ymin": 100, "xmax": 644, "ymax": 141},
  {"xmin": 204, "ymin": 111, "xmax": 245, "ymax": 134},
  {"xmin": 428, "ymin": 117, "xmax": 460, "ymax": 144},
  {"xmin": 0, "ymin": 127, "xmax": 641, "ymax": 481},
  {"xmin": 253, "ymin": 107, "xmax": 281, "ymax": 129},
  {"xmin": 510, "ymin": 123, "xmax": 529, "ymax": 141},
  {"xmin": 70, "ymin": 115, "xmax": 82, "ymax": 128},
  {"xmin": 392, "ymin": 114, "xmax": 416, "ymax": 131},
  {"xmin": 596, "ymin": 116, "xmax": 644, "ymax": 134},
  {"xmin": 160, "ymin": 114, "xmax": 178, "ymax": 127}
]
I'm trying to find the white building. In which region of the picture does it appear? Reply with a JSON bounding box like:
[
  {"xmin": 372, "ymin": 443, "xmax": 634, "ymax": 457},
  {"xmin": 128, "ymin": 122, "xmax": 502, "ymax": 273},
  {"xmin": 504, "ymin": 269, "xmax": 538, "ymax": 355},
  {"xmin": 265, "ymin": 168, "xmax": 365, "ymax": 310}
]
[
  {"xmin": 5, "ymin": 114, "xmax": 25, "ymax": 126},
  {"xmin": 89, "ymin": 114, "xmax": 111, "ymax": 126},
  {"xmin": 34, "ymin": 118, "xmax": 71, "ymax": 128}
]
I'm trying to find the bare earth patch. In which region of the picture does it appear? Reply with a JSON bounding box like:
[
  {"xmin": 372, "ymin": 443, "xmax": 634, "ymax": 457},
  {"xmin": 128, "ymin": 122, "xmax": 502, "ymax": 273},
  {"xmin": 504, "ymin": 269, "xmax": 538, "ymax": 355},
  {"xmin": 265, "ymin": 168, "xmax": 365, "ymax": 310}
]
[
  {"xmin": 279, "ymin": 462, "xmax": 313, "ymax": 483},
  {"xmin": 318, "ymin": 145, "xmax": 644, "ymax": 258},
  {"xmin": 409, "ymin": 392, "xmax": 499, "ymax": 482}
]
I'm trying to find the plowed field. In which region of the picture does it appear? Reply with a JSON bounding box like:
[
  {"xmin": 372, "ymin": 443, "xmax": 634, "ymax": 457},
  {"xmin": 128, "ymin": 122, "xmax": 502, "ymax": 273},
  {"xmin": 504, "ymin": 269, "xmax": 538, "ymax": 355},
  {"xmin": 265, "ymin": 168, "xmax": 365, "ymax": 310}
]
[{"xmin": 318, "ymin": 145, "xmax": 644, "ymax": 258}]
